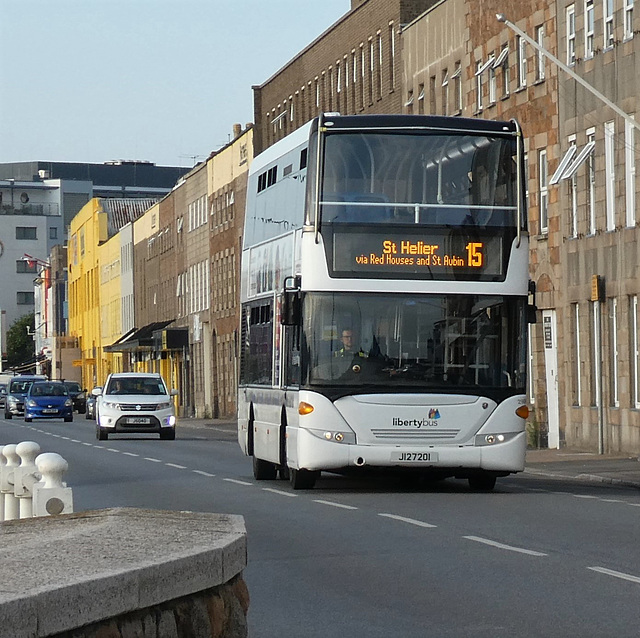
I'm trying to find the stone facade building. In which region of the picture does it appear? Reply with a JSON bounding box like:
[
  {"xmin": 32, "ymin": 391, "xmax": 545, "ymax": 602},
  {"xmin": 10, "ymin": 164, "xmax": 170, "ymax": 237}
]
[{"xmin": 252, "ymin": 0, "xmax": 440, "ymax": 154}]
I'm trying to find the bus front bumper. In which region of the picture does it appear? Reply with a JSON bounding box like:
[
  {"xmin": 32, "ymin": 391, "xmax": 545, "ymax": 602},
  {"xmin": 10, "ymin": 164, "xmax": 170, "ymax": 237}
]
[{"xmin": 292, "ymin": 428, "xmax": 526, "ymax": 474}]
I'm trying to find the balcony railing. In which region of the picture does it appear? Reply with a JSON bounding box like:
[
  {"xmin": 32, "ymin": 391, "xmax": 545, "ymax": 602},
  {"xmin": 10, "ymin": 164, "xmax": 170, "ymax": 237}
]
[{"xmin": 0, "ymin": 203, "xmax": 60, "ymax": 216}]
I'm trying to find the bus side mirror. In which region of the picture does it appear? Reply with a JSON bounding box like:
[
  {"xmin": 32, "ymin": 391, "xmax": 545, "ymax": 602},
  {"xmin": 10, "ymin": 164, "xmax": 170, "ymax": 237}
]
[{"xmin": 282, "ymin": 276, "xmax": 301, "ymax": 326}]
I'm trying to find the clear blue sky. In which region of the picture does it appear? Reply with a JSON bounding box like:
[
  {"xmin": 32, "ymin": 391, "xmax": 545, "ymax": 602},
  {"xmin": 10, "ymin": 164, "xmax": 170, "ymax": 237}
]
[{"xmin": 0, "ymin": 0, "xmax": 349, "ymax": 167}]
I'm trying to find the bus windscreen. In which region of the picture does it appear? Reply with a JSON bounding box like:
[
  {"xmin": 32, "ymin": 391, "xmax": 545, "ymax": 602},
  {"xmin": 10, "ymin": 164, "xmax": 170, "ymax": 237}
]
[{"xmin": 320, "ymin": 132, "xmax": 518, "ymax": 227}]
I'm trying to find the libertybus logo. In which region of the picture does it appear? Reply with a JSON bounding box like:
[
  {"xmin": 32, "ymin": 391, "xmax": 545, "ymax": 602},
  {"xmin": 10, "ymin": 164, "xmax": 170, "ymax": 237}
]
[{"xmin": 392, "ymin": 410, "xmax": 441, "ymax": 428}]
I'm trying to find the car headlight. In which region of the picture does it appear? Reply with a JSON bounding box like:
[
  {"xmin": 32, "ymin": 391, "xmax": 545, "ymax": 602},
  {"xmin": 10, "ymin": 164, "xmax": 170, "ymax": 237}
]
[
  {"xmin": 27, "ymin": 399, "xmax": 37, "ymax": 407},
  {"xmin": 103, "ymin": 400, "xmax": 121, "ymax": 409},
  {"xmin": 157, "ymin": 401, "xmax": 172, "ymax": 409},
  {"xmin": 65, "ymin": 399, "xmax": 73, "ymax": 407},
  {"xmin": 8, "ymin": 397, "xmax": 18, "ymax": 406}
]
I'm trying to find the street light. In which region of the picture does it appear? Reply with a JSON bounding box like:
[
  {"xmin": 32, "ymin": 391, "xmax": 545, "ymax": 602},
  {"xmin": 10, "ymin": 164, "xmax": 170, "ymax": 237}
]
[{"xmin": 496, "ymin": 13, "xmax": 640, "ymax": 134}]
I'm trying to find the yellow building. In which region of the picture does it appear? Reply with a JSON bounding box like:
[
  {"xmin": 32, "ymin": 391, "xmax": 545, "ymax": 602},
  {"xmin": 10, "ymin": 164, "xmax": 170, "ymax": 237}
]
[{"xmin": 68, "ymin": 198, "xmax": 158, "ymax": 389}]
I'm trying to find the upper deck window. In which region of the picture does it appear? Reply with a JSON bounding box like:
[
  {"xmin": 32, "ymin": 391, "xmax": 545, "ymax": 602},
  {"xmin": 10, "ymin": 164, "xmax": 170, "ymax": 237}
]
[{"xmin": 319, "ymin": 131, "xmax": 518, "ymax": 228}]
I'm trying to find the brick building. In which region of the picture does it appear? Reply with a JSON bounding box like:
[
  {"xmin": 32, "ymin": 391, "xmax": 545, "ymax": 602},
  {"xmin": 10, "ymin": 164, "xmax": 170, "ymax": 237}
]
[{"xmin": 252, "ymin": 0, "xmax": 439, "ymax": 154}]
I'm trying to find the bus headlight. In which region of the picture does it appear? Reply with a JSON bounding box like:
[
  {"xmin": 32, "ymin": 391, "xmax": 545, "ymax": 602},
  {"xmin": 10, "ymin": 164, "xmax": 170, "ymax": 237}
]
[
  {"xmin": 474, "ymin": 432, "xmax": 519, "ymax": 446},
  {"xmin": 307, "ymin": 428, "xmax": 356, "ymax": 444}
]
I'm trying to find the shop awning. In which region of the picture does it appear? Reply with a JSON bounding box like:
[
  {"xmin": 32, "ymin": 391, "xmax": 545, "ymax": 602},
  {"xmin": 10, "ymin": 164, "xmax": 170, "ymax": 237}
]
[{"xmin": 104, "ymin": 320, "xmax": 174, "ymax": 352}]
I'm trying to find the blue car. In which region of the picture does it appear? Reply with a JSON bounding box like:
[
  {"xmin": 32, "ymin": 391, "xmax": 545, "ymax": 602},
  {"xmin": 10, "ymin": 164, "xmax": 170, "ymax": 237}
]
[{"xmin": 24, "ymin": 381, "xmax": 74, "ymax": 423}]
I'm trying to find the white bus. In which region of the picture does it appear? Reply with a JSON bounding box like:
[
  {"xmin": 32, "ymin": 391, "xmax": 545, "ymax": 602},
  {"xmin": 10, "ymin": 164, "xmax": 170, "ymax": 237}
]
[{"xmin": 238, "ymin": 114, "xmax": 533, "ymax": 490}]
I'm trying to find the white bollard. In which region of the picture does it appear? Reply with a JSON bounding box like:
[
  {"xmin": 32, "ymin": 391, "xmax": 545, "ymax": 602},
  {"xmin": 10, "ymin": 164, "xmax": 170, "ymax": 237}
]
[
  {"xmin": 1, "ymin": 445, "xmax": 20, "ymax": 521},
  {"xmin": 14, "ymin": 441, "xmax": 41, "ymax": 519},
  {"xmin": 32, "ymin": 453, "xmax": 73, "ymax": 517},
  {"xmin": 0, "ymin": 450, "xmax": 6, "ymax": 521}
]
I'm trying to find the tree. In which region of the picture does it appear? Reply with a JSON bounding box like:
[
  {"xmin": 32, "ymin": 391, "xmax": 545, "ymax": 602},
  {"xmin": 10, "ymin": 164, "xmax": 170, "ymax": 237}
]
[{"xmin": 6, "ymin": 313, "xmax": 35, "ymax": 370}]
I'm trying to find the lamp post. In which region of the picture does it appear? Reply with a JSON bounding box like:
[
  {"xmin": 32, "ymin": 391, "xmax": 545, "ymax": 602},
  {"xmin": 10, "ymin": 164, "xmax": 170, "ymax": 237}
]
[
  {"xmin": 496, "ymin": 13, "xmax": 640, "ymax": 134},
  {"xmin": 22, "ymin": 254, "xmax": 52, "ymax": 378}
]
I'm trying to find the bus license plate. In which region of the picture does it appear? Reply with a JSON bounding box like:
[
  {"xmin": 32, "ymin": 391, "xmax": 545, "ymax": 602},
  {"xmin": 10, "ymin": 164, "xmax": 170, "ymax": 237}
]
[
  {"xmin": 127, "ymin": 417, "xmax": 151, "ymax": 424},
  {"xmin": 391, "ymin": 451, "xmax": 438, "ymax": 463}
]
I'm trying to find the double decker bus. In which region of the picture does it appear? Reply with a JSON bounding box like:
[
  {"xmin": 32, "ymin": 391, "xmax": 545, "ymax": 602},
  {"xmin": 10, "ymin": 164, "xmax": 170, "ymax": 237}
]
[{"xmin": 238, "ymin": 114, "xmax": 533, "ymax": 491}]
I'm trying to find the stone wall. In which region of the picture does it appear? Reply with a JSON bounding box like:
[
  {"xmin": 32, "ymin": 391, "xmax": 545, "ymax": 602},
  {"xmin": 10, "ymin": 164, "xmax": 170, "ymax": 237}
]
[{"xmin": 0, "ymin": 508, "xmax": 248, "ymax": 638}]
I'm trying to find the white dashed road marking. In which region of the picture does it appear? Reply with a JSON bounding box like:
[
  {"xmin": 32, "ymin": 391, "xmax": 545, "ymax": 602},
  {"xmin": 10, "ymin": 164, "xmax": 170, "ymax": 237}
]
[
  {"xmin": 262, "ymin": 487, "xmax": 297, "ymax": 497},
  {"xmin": 223, "ymin": 478, "xmax": 253, "ymax": 486},
  {"xmin": 378, "ymin": 513, "xmax": 437, "ymax": 528},
  {"xmin": 192, "ymin": 470, "xmax": 216, "ymax": 477},
  {"xmin": 165, "ymin": 463, "xmax": 186, "ymax": 469},
  {"xmin": 463, "ymin": 535, "xmax": 548, "ymax": 557},
  {"xmin": 313, "ymin": 499, "xmax": 358, "ymax": 510},
  {"xmin": 588, "ymin": 566, "xmax": 640, "ymax": 584},
  {"xmin": 144, "ymin": 457, "xmax": 162, "ymax": 463}
]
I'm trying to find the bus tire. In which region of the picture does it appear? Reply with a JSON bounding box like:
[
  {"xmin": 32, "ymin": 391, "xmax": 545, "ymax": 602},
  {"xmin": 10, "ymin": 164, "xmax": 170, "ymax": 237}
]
[
  {"xmin": 253, "ymin": 455, "xmax": 277, "ymax": 480},
  {"xmin": 289, "ymin": 468, "xmax": 319, "ymax": 490},
  {"xmin": 468, "ymin": 473, "xmax": 497, "ymax": 492}
]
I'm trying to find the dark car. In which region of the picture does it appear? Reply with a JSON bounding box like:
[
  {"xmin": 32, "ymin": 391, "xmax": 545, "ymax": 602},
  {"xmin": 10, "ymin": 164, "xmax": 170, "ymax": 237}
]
[
  {"xmin": 0, "ymin": 383, "xmax": 6, "ymax": 410},
  {"xmin": 24, "ymin": 381, "xmax": 74, "ymax": 422},
  {"xmin": 62, "ymin": 381, "xmax": 87, "ymax": 414},
  {"xmin": 4, "ymin": 375, "xmax": 46, "ymax": 419}
]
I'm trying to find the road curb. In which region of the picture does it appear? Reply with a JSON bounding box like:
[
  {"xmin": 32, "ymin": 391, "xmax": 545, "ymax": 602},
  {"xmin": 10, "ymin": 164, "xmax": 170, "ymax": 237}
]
[{"xmin": 523, "ymin": 467, "xmax": 640, "ymax": 489}]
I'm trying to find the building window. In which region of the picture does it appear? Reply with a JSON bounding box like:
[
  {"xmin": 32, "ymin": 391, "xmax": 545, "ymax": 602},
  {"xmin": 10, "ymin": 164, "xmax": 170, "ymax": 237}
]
[
  {"xmin": 430, "ymin": 75, "xmax": 437, "ymax": 113},
  {"xmin": 539, "ymin": 149, "xmax": 548, "ymax": 233},
  {"xmin": 360, "ymin": 44, "xmax": 366, "ymax": 108},
  {"xmin": 488, "ymin": 63, "xmax": 497, "ymax": 103},
  {"xmin": 517, "ymin": 36, "xmax": 527, "ymax": 87},
  {"xmin": 567, "ymin": 5, "xmax": 576, "ymax": 65},
  {"xmin": 49, "ymin": 226, "xmax": 58, "ymax": 240},
  {"xmin": 527, "ymin": 326, "xmax": 535, "ymax": 404},
  {"xmin": 376, "ymin": 31, "xmax": 383, "ymax": 99},
  {"xmin": 625, "ymin": 0, "xmax": 634, "ymax": 39},
  {"xmin": 605, "ymin": 120, "xmax": 616, "ymax": 231},
  {"xmin": 441, "ymin": 69, "xmax": 449, "ymax": 115},
  {"xmin": 16, "ymin": 259, "xmax": 36, "ymax": 274},
  {"xmin": 610, "ymin": 297, "xmax": 619, "ymax": 407},
  {"xmin": 590, "ymin": 301, "xmax": 599, "ymax": 407},
  {"xmin": 389, "ymin": 22, "xmax": 395, "ymax": 91},
  {"xmin": 631, "ymin": 295, "xmax": 640, "ymax": 407},
  {"xmin": 604, "ymin": 0, "xmax": 615, "ymax": 49},
  {"xmin": 535, "ymin": 25, "xmax": 545, "ymax": 80},
  {"xmin": 568, "ymin": 135, "xmax": 578, "ymax": 238},
  {"xmin": 497, "ymin": 46, "xmax": 510, "ymax": 96},
  {"xmin": 351, "ymin": 50, "xmax": 357, "ymax": 110},
  {"xmin": 417, "ymin": 83, "xmax": 425, "ymax": 114},
  {"xmin": 368, "ymin": 38, "xmax": 374, "ymax": 105},
  {"xmin": 585, "ymin": 0, "xmax": 595, "ymax": 58},
  {"xmin": 16, "ymin": 226, "xmax": 37, "ymax": 240},
  {"xmin": 572, "ymin": 303, "xmax": 581, "ymax": 406},
  {"xmin": 453, "ymin": 62, "xmax": 462, "ymax": 112},
  {"xmin": 405, "ymin": 89, "xmax": 414, "ymax": 114},
  {"xmin": 476, "ymin": 61, "xmax": 483, "ymax": 111},
  {"xmin": 625, "ymin": 118, "xmax": 636, "ymax": 227},
  {"xmin": 587, "ymin": 128, "xmax": 596, "ymax": 234},
  {"xmin": 17, "ymin": 291, "xmax": 35, "ymax": 305}
]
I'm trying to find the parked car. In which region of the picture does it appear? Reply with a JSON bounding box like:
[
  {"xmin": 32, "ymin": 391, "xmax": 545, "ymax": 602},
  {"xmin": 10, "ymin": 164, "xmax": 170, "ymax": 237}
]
[
  {"xmin": 85, "ymin": 392, "xmax": 97, "ymax": 420},
  {"xmin": 62, "ymin": 381, "xmax": 87, "ymax": 414},
  {"xmin": 94, "ymin": 372, "xmax": 178, "ymax": 440},
  {"xmin": 0, "ymin": 383, "xmax": 6, "ymax": 410},
  {"xmin": 24, "ymin": 381, "xmax": 74, "ymax": 422},
  {"xmin": 4, "ymin": 375, "xmax": 46, "ymax": 419}
]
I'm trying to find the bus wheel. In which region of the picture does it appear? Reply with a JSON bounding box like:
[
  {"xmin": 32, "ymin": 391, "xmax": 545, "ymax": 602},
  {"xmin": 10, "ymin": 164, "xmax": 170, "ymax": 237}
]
[
  {"xmin": 289, "ymin": 468, "xmax": 319, "ymax": 490},
  {"xmin": 253, "ymin": 455, "xmax": 277, "ymax": 480},
  {"xmin": 468, "ymin": 473, "xmax": 497, "ymax": 492}
]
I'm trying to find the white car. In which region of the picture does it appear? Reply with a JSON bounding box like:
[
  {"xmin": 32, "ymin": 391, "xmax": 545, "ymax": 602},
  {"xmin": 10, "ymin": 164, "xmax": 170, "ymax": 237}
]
[{"xmin": 94, "ymin": 373, "xmax": 178, "ymax": 441}]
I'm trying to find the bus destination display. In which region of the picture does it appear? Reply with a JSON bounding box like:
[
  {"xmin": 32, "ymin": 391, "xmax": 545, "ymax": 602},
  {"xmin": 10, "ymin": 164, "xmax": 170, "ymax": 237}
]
[{"xmin": 332, "ymin": 231, "xmax": 505, "ymax": 279}]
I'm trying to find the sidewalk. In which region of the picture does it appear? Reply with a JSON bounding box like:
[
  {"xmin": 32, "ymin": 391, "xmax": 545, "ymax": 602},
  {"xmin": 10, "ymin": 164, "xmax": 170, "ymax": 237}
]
[
  {"xmin": 525, "ymin": 447, "xmax": 640, "ymax": 488},
  {"xmin": 180, "ymin": 417, "xmax": 640, "ymax": 489}
]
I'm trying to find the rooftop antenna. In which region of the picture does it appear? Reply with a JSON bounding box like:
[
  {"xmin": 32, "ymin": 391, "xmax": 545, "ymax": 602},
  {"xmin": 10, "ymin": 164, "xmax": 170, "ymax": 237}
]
[{"xmin": 178, "ymin": 154, "xmax": 206, "ymax": 166}]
